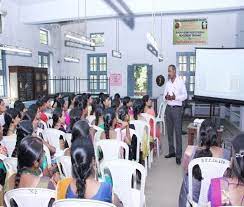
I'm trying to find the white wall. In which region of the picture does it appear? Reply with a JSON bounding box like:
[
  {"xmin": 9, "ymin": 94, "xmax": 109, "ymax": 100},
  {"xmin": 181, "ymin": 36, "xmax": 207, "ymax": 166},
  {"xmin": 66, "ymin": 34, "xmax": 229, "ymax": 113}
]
[
  {"xmin": 58, "ymin": 12, "xmax": 238, "ymax": 97},
  {"xmin": 0, "ymin": 0, "xmax": 61, "ymax": 95}
]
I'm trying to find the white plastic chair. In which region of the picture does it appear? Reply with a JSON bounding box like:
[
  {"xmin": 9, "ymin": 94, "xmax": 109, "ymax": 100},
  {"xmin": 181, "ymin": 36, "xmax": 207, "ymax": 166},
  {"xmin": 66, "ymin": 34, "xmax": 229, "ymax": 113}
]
[
  {"xmin": 3, "ymin": 157, "xmax": 18, "ymax": 174},
  {"xmin": 94, "ymin": 130, "xmax": 104, "ymax": 143},
  {"xmin": 53, "ymin": 199, "xmax": 116, "ymax": 207},
  {"xmin": 65, "ymin": 133, "xmax": 72, "ymax": 147},
  {"xmin": 4, "ymin": 188, "xmax": 56, "ymax": 207},
  {"xmin": 101, "ymin": 159, "xmax": 146, "ymax": 207},
  {"xmin": 95, "ymin": 139, "xmax": 129, "ymax": 168},
  {"xmin": 86, "ymin": 115, "xmax": 96, "ymax": 125},
  {"xmin": 129, "ymin": 120, "xmax": 151, "ymax": 170},
  {"xmin": 56, "ymin": 156, "xmax": 72, "ymax": 178},
  {"xmin": 39, "ymin": 120, "xmax": 48, "ymax": 131},
  {"xmin": 43, "ymin": 144, "xmax": 52, "ymax": 167},
  {"xmin": 188, "ymin": 157, "xmax": 230, "ymax": 206},
  {"xmin": 155, "ymin": 101, "xmax": 167, "ymax": 135},
  {"xmin": 46, "ymin": 118, "xmax": 53, "ymax": 128},
  {"xmin": 141, "ymin": 113, "xmax": 160, "ymax": 158},
  {"xmin": 1, "ymin": 134, "xmax": 17, "ymax": 157},
  {"xmin": 42, "ymin": 128, "xmax": 65, "ymax": 156}
]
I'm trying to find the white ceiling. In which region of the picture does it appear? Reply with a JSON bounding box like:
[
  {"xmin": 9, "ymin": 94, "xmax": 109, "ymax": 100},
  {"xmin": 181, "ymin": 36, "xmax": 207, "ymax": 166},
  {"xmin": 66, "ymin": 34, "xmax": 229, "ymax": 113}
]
[{"xmin": 10, "ymin": 0, "xmax": 244, "ymax": 24}]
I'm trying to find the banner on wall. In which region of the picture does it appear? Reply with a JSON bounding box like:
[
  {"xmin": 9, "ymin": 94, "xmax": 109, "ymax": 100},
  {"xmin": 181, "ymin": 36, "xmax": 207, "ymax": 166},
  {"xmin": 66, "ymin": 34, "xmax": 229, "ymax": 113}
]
[
  {"xmin": 110, "ymin": 73, "xmax": 122, "ymax": 86},
  {"xmin": 173, "ymin": 18, "xmax": 208, "ymax": 45}
]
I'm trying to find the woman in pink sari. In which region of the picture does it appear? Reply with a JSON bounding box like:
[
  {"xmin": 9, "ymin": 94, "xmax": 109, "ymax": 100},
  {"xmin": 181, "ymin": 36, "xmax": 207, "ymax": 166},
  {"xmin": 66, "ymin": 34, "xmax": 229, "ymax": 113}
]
[{"xmin": 208, "ymin": 133, "xmax": 244, "ymax": 206}]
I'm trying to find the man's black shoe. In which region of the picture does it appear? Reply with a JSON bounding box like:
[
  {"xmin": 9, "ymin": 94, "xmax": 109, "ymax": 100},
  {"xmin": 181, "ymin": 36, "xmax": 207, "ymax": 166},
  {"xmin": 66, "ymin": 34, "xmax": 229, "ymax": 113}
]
[
  {"xmin": 176, "ymin": 158, "xmax": 181, "ymax": 165},
  {"xmin": 164, "ymin": 153, "xmax": 176, "ymax": 158}
]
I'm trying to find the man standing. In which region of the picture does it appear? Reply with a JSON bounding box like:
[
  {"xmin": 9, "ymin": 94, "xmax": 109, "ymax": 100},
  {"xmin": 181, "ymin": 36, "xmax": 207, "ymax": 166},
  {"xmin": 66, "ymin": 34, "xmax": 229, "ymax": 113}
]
[{"xmin": 163, "ymin": 65, "xmax": 187, "ymax": 165}]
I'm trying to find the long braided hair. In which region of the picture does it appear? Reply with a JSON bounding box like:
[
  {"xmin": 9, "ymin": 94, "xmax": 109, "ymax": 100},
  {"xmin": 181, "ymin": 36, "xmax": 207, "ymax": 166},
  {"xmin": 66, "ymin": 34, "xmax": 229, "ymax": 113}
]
[
  {"xmin": 71, "ymin": 137, "xmax": 95, "ymax": 198},
  {"xmin": 15, "ymin": 136, "xmax": 43, "ymax": 188},
  {"xmin": 103, "ymin": 108, "xmax": 116, "ymax": 139}
]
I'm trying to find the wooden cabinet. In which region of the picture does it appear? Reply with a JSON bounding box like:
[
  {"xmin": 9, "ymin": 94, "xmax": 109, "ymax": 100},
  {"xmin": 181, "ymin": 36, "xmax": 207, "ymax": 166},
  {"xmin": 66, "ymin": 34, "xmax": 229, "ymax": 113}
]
[{"xmin": 9, "ymin": 66, "xmax": 48, "ymax": 101}]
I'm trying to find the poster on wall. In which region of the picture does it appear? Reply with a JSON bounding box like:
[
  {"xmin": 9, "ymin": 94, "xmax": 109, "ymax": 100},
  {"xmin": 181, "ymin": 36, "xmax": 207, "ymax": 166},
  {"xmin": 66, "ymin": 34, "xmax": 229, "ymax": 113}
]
[
  {"xmin": 173, "ymin": 18, "xmax": 208, "ymax": 45},
  {"xmin": 110, "ymin": 73, "xmax": 122, "ymax": 86}
]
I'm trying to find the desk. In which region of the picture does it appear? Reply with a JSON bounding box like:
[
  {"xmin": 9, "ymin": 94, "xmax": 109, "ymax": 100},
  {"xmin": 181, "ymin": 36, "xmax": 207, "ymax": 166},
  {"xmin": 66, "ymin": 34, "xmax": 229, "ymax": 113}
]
[{"xmin": 187, "ymin": 123, "xmax": 223, "ymax": 146}]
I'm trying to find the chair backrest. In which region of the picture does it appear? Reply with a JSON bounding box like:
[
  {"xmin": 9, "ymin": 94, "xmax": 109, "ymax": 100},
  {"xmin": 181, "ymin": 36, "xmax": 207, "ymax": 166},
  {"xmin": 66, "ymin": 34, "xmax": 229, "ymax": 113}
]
[
  {"xmin": 129, "ymin": 120, "xmax": 150, "ymax": 142},
  {"xmin": 53, "ymin": 199, "xmax": 116, "ymax": 207},
  {"xmin": 188, "ymin": 157, "xmax": 230, "ymax": 205},
  {"xmin": 38, "ymin": 120, "xmax": 48, "ymax": 131},
  {"xmin": 64, "ymin": 133, "xmax": 72, "ymax": 147},
  {"xmin": 4, "ymin": 188, "xmax": 56, "ymax": 207},
  {"xmin": 95, "ymin": 139, "xmax": 129, "ymax": 164},
  {"xmin": 94, "ymin": 130, "xmax": 104, "ymax": 143},
  {"xmin": 157, "ymin": 101, "xmax": 167, "ymax": 120},
  {"xmin": 42, "ymin": 128, "xmax": 66, "ymax": 153},
  {"xmin": 141, "ymin": 113, "xmax": 157, "ymax": 138},
  {"xmin": 3, "ymin": 157, "xmax": 17, "ymax": 174},
  {"xmin": 56, "ymin": 156, "xmax": 72, "ymax": 178},
  {"xmin": 43, "ymin": 144, "xmax": 52, "ymax": 167},
  {"xmin": 46, "ymin": 118, "xmax": 53, "ymax": 128},
  {"xmin": 1, "ymin": 134, "xmax": 17, "ymax": 157},
  {"xmin": 86, "ymin": 115, "xmax": 96, "ymax": 125},
  {"xmin": 101, "ymin": 159, "xmax": 146, "ymax": 207}
]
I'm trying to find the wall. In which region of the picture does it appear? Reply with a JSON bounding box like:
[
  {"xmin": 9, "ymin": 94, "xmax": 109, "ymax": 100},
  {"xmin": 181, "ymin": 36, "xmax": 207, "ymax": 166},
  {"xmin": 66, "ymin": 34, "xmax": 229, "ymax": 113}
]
[
  {"xmin": 58, "ymin": 12, "xmax": 238, "ymax": 97},
  {"xmin": 0, "ymin": 0, "xmax": 61, "ymax": 95}
]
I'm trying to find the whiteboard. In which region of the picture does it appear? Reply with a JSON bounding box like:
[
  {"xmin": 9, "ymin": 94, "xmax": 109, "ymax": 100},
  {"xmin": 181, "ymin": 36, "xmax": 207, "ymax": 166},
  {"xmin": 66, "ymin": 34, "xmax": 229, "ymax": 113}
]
[{"xmin": 194, "ymin": 48, "xmax": 244, "ymax": 102}]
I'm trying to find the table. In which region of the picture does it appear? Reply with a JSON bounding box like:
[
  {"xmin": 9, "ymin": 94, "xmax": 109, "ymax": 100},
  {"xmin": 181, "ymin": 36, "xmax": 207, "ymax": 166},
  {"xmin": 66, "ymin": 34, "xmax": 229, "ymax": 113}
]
[{"xmin": 187, "ymin": 123, "xmax": 223, "ymax": 146}]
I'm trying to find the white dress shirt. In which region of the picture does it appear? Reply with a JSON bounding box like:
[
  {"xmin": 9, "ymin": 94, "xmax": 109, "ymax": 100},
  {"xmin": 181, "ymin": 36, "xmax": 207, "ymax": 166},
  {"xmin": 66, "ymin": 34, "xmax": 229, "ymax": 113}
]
[{"xmin": 163, "ymin": 76, "xmax": 187, "ymax": 106}]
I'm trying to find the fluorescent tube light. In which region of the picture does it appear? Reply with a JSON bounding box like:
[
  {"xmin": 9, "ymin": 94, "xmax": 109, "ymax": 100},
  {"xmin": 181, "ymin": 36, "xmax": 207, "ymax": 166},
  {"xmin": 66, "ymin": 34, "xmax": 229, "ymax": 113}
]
[
  {"xmin": 0, "ymin": 44, "xmax": 32, "ymax": 55},
  {"xmin": 112, "ymin": 50, "xmax": 122, "ymax": 58},
  {"xmin": 146, "ymin": 32, "xmax": 159, "ymax": 52},
  {"xmin": 65, "ymin": 33, "xmax": 95, "ymax": 47},
  {"xmin": 64, "ymin": 56, "xmax": 80, "ymax": 63}
]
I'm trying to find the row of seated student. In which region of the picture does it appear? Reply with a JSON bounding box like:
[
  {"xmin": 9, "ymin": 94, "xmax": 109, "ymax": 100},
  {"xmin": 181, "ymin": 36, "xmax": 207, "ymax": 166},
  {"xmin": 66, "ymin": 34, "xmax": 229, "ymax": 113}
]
[{"xmin": 0, "ymin": 92, "xmax": 157, "ymax": 206}]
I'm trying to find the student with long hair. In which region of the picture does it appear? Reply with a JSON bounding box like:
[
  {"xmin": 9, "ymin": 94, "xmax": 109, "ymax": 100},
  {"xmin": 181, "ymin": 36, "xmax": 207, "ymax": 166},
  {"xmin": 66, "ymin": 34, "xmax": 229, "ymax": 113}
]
[
  {"xmin": 0, "ymin": 99, "xmax": 6, "ymax": 126},
  {"xmin": 57, "ymin": 137, "xmax": 123, "ymax": 206},
  {"xmin": 132, "ymin": 99, "xmax": 145, "ymax": 121},
  {"xmin": 74, "ymin": 95, "xmax": 88, "ymax": 118},
  {"xmin": 100, "ymin": 108, "xmax": 120, "ymax": 140},
  {"xmin": 87, "ymin": 94, "xmax": 93, "ymax": 116},
  {"xmin": 94, "ymin": 106, "xmax": 104, "ymax": 130},
  {"xmin": 56, "ymin": 97, "xmax": 70, "ymax": 126},
  {"xmin": 101, "ymin": 94, "xmax": 111, "ymax": 109},
  {"xmin": 179, "ymin": 119, "xmax": 231, "ymax": 207},
  {"xmin": 36, "ymin": 96, "xmax": 50, "ymax": 123},
  {"xmin": 208, "ymin": 133, "xmax": 244, "ymax": 206},
  {"xmin": 14, "ymin": 100, "xmax": 27, "ymax": 119},
  {"xmin": 3, "ymin": 108, "xmax": 21, "ymax": 136},
  {"xmin": 7, "ymin": 136, "xmax": 57, "ymax": 190},
  {"xmin": 122, "ymin": 96, "xmax": 133, "ymax": 118},
  {"xmin": 52, "ymin": 108, "xmax": 66, "ymax": 132},
  {"xmin": 68, "ymin": 93, "xmax": 76, "ymax": 110},
  {"xmin": 67, "ymin": 108, "xmax": 81, "ymax": 133}
]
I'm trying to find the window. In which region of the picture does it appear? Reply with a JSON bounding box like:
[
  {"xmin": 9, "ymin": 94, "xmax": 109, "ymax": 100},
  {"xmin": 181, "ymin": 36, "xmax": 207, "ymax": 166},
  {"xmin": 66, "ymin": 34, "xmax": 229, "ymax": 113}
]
[
  {"xmin": 40, "ymin": 29, "xmax": 49, "ymax": 45},
  {"xmin": 88, "ymin": 54, "xmax": 108, "ymax": 93},
  {"xmin": 38, "ymin": 52, "xmax": 49, "ymax": 68},
  {"xmin": 0, "ymin": 51, "xmax": 6, "ymax": 96},
  {"xmin": 90, "ymin": 33, "xmax": 104, "ymax": 47},
  {"xmin": 177, "ymin": 52, "xmax": 196, "ymax": 96},
  {"xmin": 127, "ymin": 64, "xmax": 152, "ymax": 97}
]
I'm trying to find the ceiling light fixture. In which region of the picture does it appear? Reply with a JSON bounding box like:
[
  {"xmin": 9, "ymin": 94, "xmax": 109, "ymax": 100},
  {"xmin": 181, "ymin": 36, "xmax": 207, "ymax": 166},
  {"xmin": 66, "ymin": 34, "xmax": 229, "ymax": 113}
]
[
  {"xmin": 0, "ymin": 44, "xmax": 32, "ymax": 55},
  {"xmin": 64, "ymin": 56, "xmax": 80, "ymax": 63}
]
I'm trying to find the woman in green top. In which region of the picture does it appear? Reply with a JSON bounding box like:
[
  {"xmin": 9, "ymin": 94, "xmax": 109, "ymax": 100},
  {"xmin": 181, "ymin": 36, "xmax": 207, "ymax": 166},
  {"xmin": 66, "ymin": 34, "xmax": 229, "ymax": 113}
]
[{"xmin": 94, "ymin": 106, "xmax": 105, "ymax": 130}]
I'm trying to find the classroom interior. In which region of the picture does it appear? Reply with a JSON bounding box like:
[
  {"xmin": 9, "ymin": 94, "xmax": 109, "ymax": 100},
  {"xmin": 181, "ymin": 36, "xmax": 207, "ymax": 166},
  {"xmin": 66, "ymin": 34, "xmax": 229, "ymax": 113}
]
[{"xmin": 0, "ymin": 0, "xmax": 244, "ymax": 207}]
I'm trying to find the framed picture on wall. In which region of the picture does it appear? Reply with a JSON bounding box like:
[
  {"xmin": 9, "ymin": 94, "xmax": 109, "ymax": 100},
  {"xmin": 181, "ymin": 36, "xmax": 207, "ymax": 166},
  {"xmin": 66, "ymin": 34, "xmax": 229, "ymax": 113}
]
[{"xmin": 90, "ymin": 33, "xmax": 104, "ymax": 47}]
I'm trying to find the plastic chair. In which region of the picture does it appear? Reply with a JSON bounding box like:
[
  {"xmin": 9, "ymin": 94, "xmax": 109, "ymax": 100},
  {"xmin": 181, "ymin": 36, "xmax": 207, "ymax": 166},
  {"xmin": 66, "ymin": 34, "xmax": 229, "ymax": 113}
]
[
  {"xmin": 3, "ymin": 157, "xmax": 18, "ymax": 174},
  {"xmin": 46, "ymin": 118, "xmax": 53, "ymax": 128},
  {"xmin": 38, "ymin": 120, "xmax": 48, "ymax": 131},
  {"xmin": 188, "ymin": 157, "xmax": 230, "ymax": 206},
  {"xmin": 95, "ymin": 139, "xmax": 129, "ymax": 168},
  {"xmin": 86, "ymin": 115, "xmax": 96, "ymax": 125},
  {"xmin": 141, "ymin": 113, "xmax": 160, "ymax": 158},
  {"xmin": 155, "ymin": 101, "xmax": 167, "ymax": 136},
  {"xmin": 4, "ymin": 188, "xmax": 56, "ymax": 207},
  {"xmin": 1, "ymin": 134, "xmax": 17, "ymax": 157},
  {"xmin": 43, "ymin": 144, "xmax": 52, "ymax": 167},
  {"xmin": 56, "ymin": 156, "xmax": 72, "ymax": 178},
  {"xmin": 53, "ymin": 199, "xmax": 116, "ymax": 207},
  {"xmin": 42, "ymin": 128, "xmax": 65, "ymax": 155},
  {"xmin": 64, "ymin": 133, "xmax": 72, "ymax": 147},
  {"xmin": 101, "ymin": 159, "xmax": 146, "ymax": 207},
  {"xmin": 129, "ymin": 120, "xmax": 151, "ymax": 169},
  {"xmin": 94, "ymin": 130, "xmax": 104, "ymax": 143}
]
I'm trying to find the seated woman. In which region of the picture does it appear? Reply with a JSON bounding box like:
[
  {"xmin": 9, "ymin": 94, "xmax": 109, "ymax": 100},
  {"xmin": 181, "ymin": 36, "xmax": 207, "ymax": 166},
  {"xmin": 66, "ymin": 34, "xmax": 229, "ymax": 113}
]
[
  {"xmin": 142, "ymin": 95, "xmax": 155, "ymax": 116},
  {"xmin": 3, "ymin": 108, "xmax": 21, "ymax": 136},
  {"xmin": 68, "ymin": 93, "xmax": 76, "ymax": 111},
  {"xmin": 101, "ymin": 94, "xmax": 111, "ymax": 110},
  {"xmin": 57, "ymin": 137, "xmax": 123, "ymax": 206},
  {"xmin": 56, "ymin": 97, "xmax": 70, "ymax": 127},
  {"xmin": 52, "ymin": 108, "xmax": 66, "ymax": 133},
  {"xmin": 7, "ymin": 136, "xmax": 57, "ymax": 190},
  {"xmin": 100, "ymin": 108, "xmax": 120, "ymax": 140},
  {"xmin": 94, "ymin": 106, "xmax": 104, "ymax": 130},
  {"xmin": 178, "ymin": 119, "xmax": 231, "ymax": 207},
  {"xmin": 74, "ymin": 95, "xmax": 89, "ymax": 119},
  {"xmin": 122, "ymin": 96, "xmax": 133, "ymax": 119},
  {"xmin": 67, "ymin": 108, "xmax": 81, "ymax": 133},
  {"xmin": 208, "ymin": 133, "xmax": 244, "ymax": 206}
]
